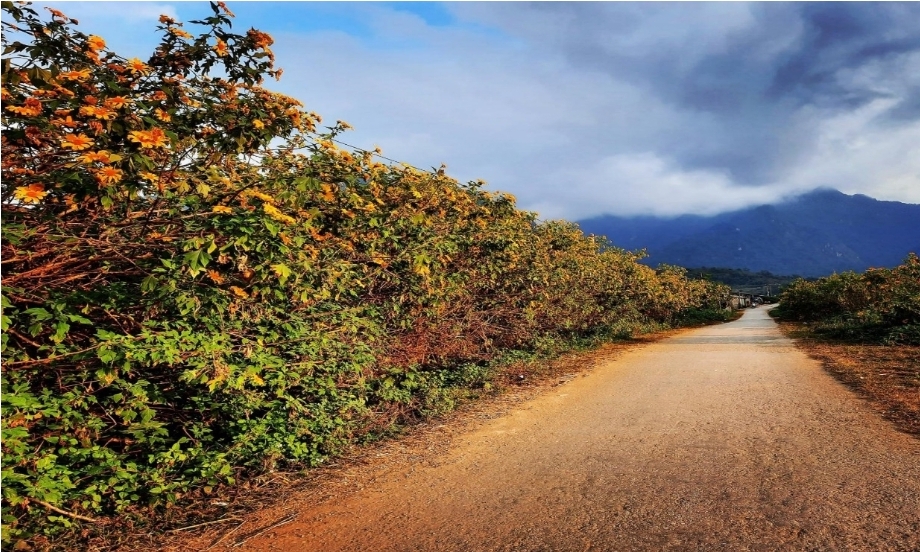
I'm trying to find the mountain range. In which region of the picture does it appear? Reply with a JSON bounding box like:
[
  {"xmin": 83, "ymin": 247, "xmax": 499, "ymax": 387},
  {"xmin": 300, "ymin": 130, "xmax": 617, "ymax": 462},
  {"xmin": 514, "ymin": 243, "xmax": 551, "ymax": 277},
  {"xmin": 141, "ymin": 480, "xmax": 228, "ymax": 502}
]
[{"xmin": 576, "ymin": 189, "xmax": 920, "ymax": 277}]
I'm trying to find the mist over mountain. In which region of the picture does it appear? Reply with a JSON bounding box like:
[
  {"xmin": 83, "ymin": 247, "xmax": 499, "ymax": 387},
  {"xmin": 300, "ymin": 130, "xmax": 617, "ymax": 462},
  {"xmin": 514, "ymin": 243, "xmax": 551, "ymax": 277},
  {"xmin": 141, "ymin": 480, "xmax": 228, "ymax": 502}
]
[{"xmin": 577, "ymin": 189, "xmax": 920, "ymax": 277}]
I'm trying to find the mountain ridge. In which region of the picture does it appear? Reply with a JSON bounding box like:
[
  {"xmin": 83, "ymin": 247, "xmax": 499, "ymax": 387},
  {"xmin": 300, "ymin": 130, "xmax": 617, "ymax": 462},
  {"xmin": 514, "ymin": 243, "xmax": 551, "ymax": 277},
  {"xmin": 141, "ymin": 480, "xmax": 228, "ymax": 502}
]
[{"xmin": 577, "ymin": 189, "xmax": 920, "ymax": 277}]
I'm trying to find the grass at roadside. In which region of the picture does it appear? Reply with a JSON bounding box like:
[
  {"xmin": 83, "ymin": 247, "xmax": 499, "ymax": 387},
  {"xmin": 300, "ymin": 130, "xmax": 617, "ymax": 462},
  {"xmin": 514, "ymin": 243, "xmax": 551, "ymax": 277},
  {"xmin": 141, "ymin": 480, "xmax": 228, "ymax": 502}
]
[{"xmin": 776, "ymin": 320, "xmax": 920, "ymax": 437}]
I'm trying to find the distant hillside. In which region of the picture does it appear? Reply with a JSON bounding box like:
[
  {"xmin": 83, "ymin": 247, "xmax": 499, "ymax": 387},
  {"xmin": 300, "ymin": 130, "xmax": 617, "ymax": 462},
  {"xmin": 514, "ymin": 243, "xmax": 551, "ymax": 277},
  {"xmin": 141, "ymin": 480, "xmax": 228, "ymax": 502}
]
[
  {"xmin": 684, "ymin": 267, "xmax": 810, "ymax": 295},
  {"xmin": 578, "ymin": 189, "xmax": 920, "ymax": 277}
]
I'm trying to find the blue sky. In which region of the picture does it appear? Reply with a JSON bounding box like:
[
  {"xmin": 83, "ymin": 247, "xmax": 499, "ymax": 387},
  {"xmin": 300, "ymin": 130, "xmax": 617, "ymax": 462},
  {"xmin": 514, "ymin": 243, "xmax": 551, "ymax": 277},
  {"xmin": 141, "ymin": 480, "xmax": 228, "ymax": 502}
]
[{"xmin": 21, "ymin": 2, "xmax": 920, "ymax": 219}]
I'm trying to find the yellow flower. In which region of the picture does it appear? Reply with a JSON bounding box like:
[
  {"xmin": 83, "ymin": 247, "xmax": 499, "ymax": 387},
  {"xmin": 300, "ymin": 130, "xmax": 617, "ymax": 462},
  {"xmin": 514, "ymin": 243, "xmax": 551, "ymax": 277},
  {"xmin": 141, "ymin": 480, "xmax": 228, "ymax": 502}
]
[
  {"xmin": 139, "ymin": 171, "xmax": 159, "ymax": 182},
  {"xmin": 230, "ymin": 286, "xmax": 249, "ymax": 298},
  {"xmin": 125, "ymin": 58, "xmax": 150, "ymax": 76},
  {"xmin": 104, "ymin": 96, "xmax": 128, "ymax": 109},
  {"xmin": 128, "ymin": 127, "xmax": 169, "ymax": 149},
  {"xmin": 212, "ymin": 205, "xmax": 233, "ymax": 214},
  {"xmin": 6, "ymin": 98, "xmax": 42, "ymax": 117},
  {"xmin": 87, "ymin": 35, "xmax": 106, "ymax": 51},
  {"xmin": 60, "ymin": 69, "xmax": 91, "ymax": 81},
  {"xmin": 169, "ymin": 28, "xmax": 193, "ymax": 39},
  {"xmin": 244, "ymin": 189, "xmax": 276, "ymax": 204},
  {"xmin": 154, "ymin": 108, "xmax": 171, "ymax": 122},
  {"xmin": 252, "ymin": 119, "xmax": 264, "ymax": 129},
  {"xmin": 13, "ymin": 184, "xmax": 48, "ymax": 204},
  {"xmin": 263, "ymin": 203, "xmax": 296, "ymax": 225},
  {"xmin": 78, "ymin": 150, "xmax": 113, "ymax": 164},
  {"xmin": 336, "ymin": 120, "xmax": 353, "ymax": 130},
  {"xmin": 79, "ymin": 105, "xmax": 116, "ymax": 120},
  {"xmin": 61, "ymin": 133, "xmax": 94, "ymax": 151},
  {"xmin": 94, "ymin": 166, "xmax": 124, "ymax": 186},
  {"xmin": 321, "ymin": 184, "xmax": 337, "ymax": 202},
  {"xmin": 214, "ymin": 39, "xmax": 229, "ymax": 57}
]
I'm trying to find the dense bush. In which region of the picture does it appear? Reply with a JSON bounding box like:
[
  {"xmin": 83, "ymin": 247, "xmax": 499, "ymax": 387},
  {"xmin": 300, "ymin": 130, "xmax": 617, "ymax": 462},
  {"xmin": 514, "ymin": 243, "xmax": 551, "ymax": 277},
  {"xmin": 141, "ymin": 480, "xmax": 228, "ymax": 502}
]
[
  {"xmin": 0, "ymin": 4, "xmax": 730, "ymax": 542},
  {"xmin": 775, "ymin": 254, "xmax": 920, "ymax": 344}
]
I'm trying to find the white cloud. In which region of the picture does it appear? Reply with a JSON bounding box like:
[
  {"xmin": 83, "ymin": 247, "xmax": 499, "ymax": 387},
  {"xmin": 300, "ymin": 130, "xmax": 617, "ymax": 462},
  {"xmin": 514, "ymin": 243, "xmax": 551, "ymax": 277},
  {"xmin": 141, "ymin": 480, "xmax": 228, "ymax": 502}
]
[
  {"xmin": 15, "ymin": 2, "xmax": 920, "ymax": 219},
  {"xmin": 529, "ymin": 153, "xmax": 784, "ymax": 220}
]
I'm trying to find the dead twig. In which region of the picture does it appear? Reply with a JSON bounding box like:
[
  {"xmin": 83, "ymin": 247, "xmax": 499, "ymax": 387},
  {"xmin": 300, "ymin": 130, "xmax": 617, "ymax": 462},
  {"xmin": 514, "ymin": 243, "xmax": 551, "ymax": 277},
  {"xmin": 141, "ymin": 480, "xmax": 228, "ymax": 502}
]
[
  {"xmin": 33, "ymin": 499, "xmax": 99, "ymax": 523},
  {"xmin": 205, "ymin": 519, "xmax": 247, "ymax": 550},
  {"xmin": 165, "ymin": 517, "xmax": 242, "ymax": 533},
  {"xmin": 231, "ymin": 513, "xmax": 298, "ymax": 548}
]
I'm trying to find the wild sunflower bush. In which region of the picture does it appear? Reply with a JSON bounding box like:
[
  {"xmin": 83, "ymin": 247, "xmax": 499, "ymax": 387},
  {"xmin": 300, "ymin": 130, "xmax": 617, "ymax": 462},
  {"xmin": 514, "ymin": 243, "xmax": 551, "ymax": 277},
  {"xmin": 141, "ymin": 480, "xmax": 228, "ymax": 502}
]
[
  {"xmin": 1, "ymin": 3, "xmax": 730, "ymax": 542},
  {"xmin": 775, "ymin": 254, "xmax": 920, "ymax": 344}
]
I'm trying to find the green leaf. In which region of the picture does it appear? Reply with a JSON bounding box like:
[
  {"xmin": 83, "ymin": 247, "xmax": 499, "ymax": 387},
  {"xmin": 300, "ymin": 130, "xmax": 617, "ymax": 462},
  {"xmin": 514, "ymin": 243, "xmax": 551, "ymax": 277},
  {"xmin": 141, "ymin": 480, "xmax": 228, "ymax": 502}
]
[
  {"xmin": 141, "ymin": 275, "xmax": 159, "ymax": 293},
  {"xmin": 271, "ymin": 263, "xmax": 292, "ymax": 285}
]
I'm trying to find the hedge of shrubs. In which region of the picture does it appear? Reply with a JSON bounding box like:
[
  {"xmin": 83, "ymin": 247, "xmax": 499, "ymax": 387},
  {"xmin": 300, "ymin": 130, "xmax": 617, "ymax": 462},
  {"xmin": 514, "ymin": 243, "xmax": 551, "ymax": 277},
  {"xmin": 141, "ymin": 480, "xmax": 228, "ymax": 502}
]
[
  {"xmin": 0, "ymin": 4, "xmax": 730, "ymax": 542},
  {"xmin": 774, "ymin": 254, "xmax": 920, "ymax": 344}
]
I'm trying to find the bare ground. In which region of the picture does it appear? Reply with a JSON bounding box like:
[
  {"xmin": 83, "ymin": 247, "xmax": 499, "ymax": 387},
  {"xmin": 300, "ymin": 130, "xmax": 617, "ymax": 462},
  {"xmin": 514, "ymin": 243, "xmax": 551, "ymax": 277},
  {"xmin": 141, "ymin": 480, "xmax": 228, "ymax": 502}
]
[
  {"xmin": 775, "ymin": 321, "xmax": 920, "ymax": 437},
  {"xmin": 169, "ymin": 308, "xmax": 920, "ymax": 552}
]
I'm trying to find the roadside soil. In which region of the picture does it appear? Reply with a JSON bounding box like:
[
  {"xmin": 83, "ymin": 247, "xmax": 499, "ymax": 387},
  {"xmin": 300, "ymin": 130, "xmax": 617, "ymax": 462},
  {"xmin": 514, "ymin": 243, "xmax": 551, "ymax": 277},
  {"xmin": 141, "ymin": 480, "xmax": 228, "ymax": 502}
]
[
  {"xmin": 775, "ymin": 321, "xmax": 920, "ymax": 437},
  {"xmin": 168, "ymin": 308, "xmax": 920, "ymax": 552}
]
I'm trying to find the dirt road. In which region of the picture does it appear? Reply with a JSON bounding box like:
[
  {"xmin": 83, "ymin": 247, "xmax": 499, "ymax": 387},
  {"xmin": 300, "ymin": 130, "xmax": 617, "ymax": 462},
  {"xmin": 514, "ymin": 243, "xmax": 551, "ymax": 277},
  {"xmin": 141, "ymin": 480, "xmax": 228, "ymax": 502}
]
[{"xmin": 237, "ymin": 308, "xmax": 920, "ymax": 551}]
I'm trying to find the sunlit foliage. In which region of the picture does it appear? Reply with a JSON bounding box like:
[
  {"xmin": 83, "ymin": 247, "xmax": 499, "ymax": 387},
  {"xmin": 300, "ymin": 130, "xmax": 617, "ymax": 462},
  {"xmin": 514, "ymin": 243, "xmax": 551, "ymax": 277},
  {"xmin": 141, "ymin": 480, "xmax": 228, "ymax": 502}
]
[{"xmin": 1, "ymin": 3, "xmax": 730, "ymax": 542}]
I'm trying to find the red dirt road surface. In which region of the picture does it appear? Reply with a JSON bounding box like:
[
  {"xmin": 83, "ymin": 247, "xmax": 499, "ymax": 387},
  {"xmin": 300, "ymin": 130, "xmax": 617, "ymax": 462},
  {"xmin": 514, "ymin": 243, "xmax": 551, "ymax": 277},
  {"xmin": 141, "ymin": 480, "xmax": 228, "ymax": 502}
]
[{"xmin": 233, "ymin": 308, "xmax": 920, "ymax": 551}]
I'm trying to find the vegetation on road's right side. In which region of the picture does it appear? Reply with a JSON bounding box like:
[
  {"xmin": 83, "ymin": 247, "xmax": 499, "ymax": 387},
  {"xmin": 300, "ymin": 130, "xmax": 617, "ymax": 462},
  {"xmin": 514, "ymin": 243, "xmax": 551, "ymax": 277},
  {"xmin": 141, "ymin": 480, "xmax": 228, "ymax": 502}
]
[
  {"xmin": 773, "ymin": 254, "xmax": 920, "ymax": 345},
  {"xmin": 772, "ymin": 255, "xmax": 920, "ymax": 436}
]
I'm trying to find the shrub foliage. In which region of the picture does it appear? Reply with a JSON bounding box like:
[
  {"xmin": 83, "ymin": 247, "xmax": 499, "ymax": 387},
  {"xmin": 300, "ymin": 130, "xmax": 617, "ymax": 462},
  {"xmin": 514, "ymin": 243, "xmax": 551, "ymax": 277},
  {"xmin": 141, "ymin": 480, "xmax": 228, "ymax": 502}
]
[
  {"xmin": 1, "ymin": 3, "xmax": 730, "ymax": 541},
  {"xmin": 775, "ymin": 254, "xmax": 920, "ymax": 344}
]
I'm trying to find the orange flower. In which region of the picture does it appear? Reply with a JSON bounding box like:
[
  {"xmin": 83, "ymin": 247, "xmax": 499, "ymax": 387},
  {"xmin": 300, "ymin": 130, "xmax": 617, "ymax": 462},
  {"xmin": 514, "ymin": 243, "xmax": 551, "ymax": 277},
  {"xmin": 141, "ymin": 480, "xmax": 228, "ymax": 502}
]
[
  {"xmin": 87, "ymin": 120, "xmax": 103, "ymax": 133},
  {"xmin": 6, "ymin": 98, "xmax": 42, "ymax": 117},
  {"xmin": 159, "ymin": 14, "xmax": 175, "ymax": 25},
  {"xmin": 61, "ymin": 133, "xmax": 94, "ymax": 151},
  {"xmin": 207, "ymin": 269, "xmax": 225, "ymax": 284},
  {"xmin": 212, "ymin": 205, "xmax": 233, "ymax": 214},
  {"xmin": 154, "ymin": 108, "xmax": 171, "ymax": 122},
  {"xmin": 169, "ymin": 28, "xmax": 193, "ymax": 39},
  {"xmin": 87, "ymin": 35, "xmax": 106, "ymax": 51},
  {"xmin": 60, "ymin": 69, "xmax": 91, "ymax": 81},
  {"xmin": 126, "ymin": 58, "xmax": 150, "ymax": 76},
  {"xmin": 216, "ymin": 2, "xmax": 235, "ymax": 17},
  {"xmin": 94, "ymin": 166, "xmax": 123, "ymax": 186},
  {"xmin": 230, "ymin": 286, "xmax": 249, "ymax": 299},
  {"xmin": 78, "ymin": 150, "xmax": 113, "ymax": 164},
  {"xmin": 128, "ymin": 127, "xmax": 169, "ymax": 149},
  {"xmin": 46, "ymin": 7, "xmax": 68, "ymax": 20},
  {"xmin": 79, "ymin": 105, "xmax": 116, "ymax": 120},
  {"xmin": 150, "ymin": 90, "xmax": 168, "ymax": 101},
  {"xmin": 104, "ymin": 96, "xmax": 128, "ymax": 109},
  {"xmin": 13, "ymin": 184, "xmax": 48, "ymax": 204},
  {"xmin": 139, "ymin": 171, "xmax": 159, "ymax": 182},
  {"xmin": 51, "ymin": 115, "xmax": 79, "ymax": 128},
  {"xmin": 247, "ymin": 29, "xmax": 274, "ymax": 49},
  {"xmin": 214, "ymin": 39, "xmax": 229, "ymax": 57},
  {"xmin": 53, "ymin": 85, "xmax": 75, "ymax": 98}
]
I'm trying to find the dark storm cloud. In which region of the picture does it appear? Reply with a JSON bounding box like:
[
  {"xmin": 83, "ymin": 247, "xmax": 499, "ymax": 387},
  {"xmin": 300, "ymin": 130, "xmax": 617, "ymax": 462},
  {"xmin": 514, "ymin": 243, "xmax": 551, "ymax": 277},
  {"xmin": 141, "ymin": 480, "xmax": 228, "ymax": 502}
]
[
  {"xmin": 769, "ymin": 3, "xmax": 920, "ymax": 106},
  {"xmin": 452, "ymin": 2, "xmax": 920, "ymax": 188}
]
